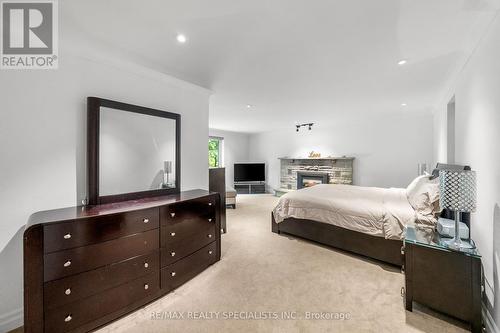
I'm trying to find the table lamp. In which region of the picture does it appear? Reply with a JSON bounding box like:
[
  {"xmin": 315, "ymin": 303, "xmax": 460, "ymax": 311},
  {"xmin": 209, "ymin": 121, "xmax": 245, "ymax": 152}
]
[
  {"xmin": 164, "ymin": 160, "xmax": 172, "ymax": 187},
  {"xmin": 439, "ymin": 169, "xmax": 476, "ymax": 250}
]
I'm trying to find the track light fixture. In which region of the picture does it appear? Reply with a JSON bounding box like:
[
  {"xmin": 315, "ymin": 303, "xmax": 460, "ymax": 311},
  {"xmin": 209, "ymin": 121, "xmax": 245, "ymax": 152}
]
[{"xmin": 295, "ymin": 123, "xmax": 314, "ymax": 132}]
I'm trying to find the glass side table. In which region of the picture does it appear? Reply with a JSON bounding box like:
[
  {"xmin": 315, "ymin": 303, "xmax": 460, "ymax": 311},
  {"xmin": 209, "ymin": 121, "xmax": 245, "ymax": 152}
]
[
  {"xmin": 404, "ymin": 225, "xmax": 481, "ymax": 258},
  {"xmin": 403, "ymin": 225, "xmax": 482, "ymax": 333}
]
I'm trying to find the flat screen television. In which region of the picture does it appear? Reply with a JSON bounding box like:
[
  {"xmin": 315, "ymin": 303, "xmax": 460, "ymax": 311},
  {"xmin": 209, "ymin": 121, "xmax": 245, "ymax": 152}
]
[{"xmin": 234, "ymin": 163, "xmax": 265, "ymax": 182}]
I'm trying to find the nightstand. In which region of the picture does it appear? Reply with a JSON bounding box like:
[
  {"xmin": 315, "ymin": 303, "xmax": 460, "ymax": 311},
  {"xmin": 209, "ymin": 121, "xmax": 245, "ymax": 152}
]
[{"xmin": 403, "ymin": 225, "xmax": 482, "ymax": 333}]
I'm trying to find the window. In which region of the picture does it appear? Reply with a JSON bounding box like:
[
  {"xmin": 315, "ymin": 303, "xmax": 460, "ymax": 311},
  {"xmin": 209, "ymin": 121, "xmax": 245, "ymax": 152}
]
[{"xmin": 208, "ymin": 137, "xmax": 223, "ymax": 168}]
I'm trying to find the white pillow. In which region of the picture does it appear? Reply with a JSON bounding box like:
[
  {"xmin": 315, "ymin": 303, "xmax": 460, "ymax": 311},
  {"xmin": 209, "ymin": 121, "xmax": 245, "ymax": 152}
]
[{"xmin": 406, "ymin": 175, "xmax": 439, "ymax": 215}]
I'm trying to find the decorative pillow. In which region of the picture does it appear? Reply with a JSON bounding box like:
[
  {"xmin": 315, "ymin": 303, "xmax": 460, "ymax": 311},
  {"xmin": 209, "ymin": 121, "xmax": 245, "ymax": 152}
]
[
  {"xmin": 426, "ymin": 180, "xmax": 440, "ymax": 204},
  {"xmin": 406, "ymin": 175, "xmax": 440, "ymax": 216}
]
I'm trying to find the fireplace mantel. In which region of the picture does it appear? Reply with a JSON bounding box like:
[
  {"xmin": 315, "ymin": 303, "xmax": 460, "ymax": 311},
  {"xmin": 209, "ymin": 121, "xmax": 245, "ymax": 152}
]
[{"xmin": 278, "ymin": 157, "xmax": 354, "ymax": 161}]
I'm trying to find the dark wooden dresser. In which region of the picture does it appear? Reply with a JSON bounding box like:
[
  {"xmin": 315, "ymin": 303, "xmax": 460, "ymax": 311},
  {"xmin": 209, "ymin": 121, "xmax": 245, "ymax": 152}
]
[
  {"xmin": 209, "ymin": 167, "xmax": 226, "ymax": 233},
  {"xmin": 24, "ymin": 189, "xmax": 221, "ymax": 333}
]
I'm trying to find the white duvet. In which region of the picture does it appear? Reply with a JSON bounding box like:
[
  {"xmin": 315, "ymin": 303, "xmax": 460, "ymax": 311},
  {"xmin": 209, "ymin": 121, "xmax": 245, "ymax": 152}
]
[{"xmin": 273, "ymin": 184, "xmax": 418, "ymax": 240}]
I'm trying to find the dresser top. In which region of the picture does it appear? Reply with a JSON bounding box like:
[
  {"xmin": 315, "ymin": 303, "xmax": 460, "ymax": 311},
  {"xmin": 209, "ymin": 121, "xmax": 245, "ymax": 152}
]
[{"xmin": 27, "ymin": 189, "xmax": 215, "ymax": 227}]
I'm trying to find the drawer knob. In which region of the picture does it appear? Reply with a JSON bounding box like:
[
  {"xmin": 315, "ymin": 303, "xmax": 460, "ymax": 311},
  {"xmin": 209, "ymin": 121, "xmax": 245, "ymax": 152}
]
[
  {"xmin": 65, "ymin": 288, "xmax": 71, "ymax": 296},
  {"xmin": 65, "ymin": 315, "xmax": 72, "ymax": 323},
  {"xmin": 144, "ymin": 262, "xmax": 149, "ymax": 268},
  {"xmin": 171, "ymin": 252, "xmax": 176, "ymax": 257},
  {"xmin": 171, "ymin": 272, "xmax": 176, "ymax": 277},
  {"xmin": 170, "ymin": 232, "xmax": 176, "ymax": 237},
  {"xmin": 208, "ymin": 250, "xmax": 213, "ymax": 255},
  {"xmin": 143, "ymin": 218, "xmax": 150, "ymax": 224},
  {"xmin": 208, "ymin": 234, "xmax": 212, "ymax": 238},
  {"xmin": 170, "ymin": 212, "xmax": 176, "ymax": 218},
  {"xmin": 63, "ymin": 233, "xmax": 71, "ymax": 240},
  {"xmin": 144, "ymin": 284, "xmax": 149, "ymax": 290},
  {"xmin": 63, "ymin": 260, "xmax": 72, "ymax": 268},
  {"xmin": 208, "ymin": 218, "xmax": 213, "ymax": 222},
  {"xmin": 208, "ymin": 202, "xmax": 213, "ymax": 206},
  {"xmin": 401, "ymin": 264, "xmax": 405, "ymax": 274}
]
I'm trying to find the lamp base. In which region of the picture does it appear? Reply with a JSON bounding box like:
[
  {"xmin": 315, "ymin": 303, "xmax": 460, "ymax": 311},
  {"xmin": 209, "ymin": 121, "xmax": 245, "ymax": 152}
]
[
  {"xmin": 442, "ymin": 211, "xmax": 475, "ymax": 251},
  {"xmin": 443, "ymin": 236, "xmax": 475, "ymax": 250}
]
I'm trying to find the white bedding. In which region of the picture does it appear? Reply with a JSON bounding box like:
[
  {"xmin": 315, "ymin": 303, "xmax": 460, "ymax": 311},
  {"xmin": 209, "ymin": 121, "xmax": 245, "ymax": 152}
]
[{"xmin": 273, "ymin": 184, "xmax": 419, "ymax": 240}]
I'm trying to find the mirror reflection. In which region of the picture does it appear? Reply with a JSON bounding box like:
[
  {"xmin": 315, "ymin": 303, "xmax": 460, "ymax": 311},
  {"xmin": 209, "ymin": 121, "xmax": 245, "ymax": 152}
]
[{"xmin": 99, "ymin": 107, "xmax": 176, "ymax": 196}]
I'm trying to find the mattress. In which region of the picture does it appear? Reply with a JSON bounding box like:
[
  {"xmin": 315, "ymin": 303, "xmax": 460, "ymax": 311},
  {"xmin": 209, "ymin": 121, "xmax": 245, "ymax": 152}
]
[{"xmin": 272, "ymin": 184, "xmax": 418, "ymax": 240}]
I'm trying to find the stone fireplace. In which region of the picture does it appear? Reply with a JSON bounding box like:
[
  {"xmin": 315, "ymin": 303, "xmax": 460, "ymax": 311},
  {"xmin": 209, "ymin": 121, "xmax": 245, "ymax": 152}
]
[
  {"xmin": 297, "ymin": 171, "xmax": 329, "ymax": 189},
  {"xmin": 278, "ymin": 157, "xmax": 354, "ymax": 192}
]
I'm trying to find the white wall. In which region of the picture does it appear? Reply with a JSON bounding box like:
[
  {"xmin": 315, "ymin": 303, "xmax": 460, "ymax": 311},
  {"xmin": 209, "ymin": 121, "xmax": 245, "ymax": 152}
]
[
  {"xmin": 209, "ymin": 129, "xmax": 250, "ymax": 187},
  {"xmin": 433, "ymin": 15, "xmax": 500, "ymax": 332},
  {"xmin": 0, "ymin": 48, "xmax": 210, "ymax": 331},
  {"xmin": 248, "ymin": 113, "xmax": 434, "ymax": 191},
  {"xmin": 433, "ymin": 104, "xmax": 448, "ymax": 164}
]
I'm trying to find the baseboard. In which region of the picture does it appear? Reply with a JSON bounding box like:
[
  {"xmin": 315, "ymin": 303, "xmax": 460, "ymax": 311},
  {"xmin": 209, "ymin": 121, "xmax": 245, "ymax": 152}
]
[
  {"xmin": 483, "ymin": 303, "xmax": 500, "ymax": 333},
  {"xmin": 0, "ymin": 308, "xmax": 23, "ymax": 333}
]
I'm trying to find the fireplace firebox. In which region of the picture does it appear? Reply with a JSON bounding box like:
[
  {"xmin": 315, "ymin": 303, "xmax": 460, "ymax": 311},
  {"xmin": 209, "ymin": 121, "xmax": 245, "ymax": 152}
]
[{"xmin": 297, "ymin": 171, "xmax": 329, "ymax": 189}]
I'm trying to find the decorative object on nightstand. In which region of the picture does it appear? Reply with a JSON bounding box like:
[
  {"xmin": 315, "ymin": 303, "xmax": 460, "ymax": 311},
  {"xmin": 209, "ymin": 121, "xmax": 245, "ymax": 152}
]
[
  {"xmin": 439, "ymin": 169, "xmax": 476, "ymax": 250},
  {"xmin": 437, "ymin": 217, "xmax": 469, "ymax": 239},
  {"xmin": 403, "ymin": 225, "xmax": 482, "ymax": 333}
]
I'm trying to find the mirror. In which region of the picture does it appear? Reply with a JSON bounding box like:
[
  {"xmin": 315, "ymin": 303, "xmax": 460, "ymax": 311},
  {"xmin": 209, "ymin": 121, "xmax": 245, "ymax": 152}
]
[
  {"xmin": 87, "ymin": 97, "xmax": 180, "ymax": 205},
  {"xmin": 99, "ymin": 107, "xmax": 177, "ymax": 195}
]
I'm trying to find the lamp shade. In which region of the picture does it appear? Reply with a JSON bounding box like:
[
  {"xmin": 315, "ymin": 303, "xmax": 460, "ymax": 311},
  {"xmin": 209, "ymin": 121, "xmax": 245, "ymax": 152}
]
[{"xmin": 439, "ymin": 170, "xmax": 477, "ymax": 212}]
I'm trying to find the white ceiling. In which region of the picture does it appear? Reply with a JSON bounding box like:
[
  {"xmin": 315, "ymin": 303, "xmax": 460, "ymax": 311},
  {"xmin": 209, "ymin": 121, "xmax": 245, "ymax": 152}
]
[{"xmin": 63, "ymin": 0, "xmax": 500, "ymax": 132}]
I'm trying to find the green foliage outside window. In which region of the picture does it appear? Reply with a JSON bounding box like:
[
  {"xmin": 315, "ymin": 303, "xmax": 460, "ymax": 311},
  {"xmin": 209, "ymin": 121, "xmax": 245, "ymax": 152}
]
[{"xmin": 208, "ymin": 138, "xmax": 220, "ymax": 167}]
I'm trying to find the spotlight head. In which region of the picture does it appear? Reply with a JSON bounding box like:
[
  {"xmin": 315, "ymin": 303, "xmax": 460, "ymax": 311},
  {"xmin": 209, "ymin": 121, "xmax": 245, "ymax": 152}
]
[{"xmin": 308, "ymin": 124, "xmax": 312, "ymax": 130}]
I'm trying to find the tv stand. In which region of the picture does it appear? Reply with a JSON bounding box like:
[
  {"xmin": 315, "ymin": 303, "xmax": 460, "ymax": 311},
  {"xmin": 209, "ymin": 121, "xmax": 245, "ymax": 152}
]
[{"xmin": 234, "ymin": 182, "xmax": 266, "ymax": 194}]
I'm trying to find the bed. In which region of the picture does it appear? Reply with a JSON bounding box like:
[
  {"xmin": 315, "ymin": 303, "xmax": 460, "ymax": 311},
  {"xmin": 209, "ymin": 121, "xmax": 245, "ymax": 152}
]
[{"xmin": 271, "ymin": 169, "xmax": 451, "ymax": 266}]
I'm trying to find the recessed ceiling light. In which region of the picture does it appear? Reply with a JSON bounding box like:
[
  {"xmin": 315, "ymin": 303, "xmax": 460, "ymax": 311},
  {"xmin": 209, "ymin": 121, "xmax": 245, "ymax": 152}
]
[
  {"xmin": 401, "ymin": 103, "xmax": 407, "ymax": 107},
  {"xmin": 176, "ymin": 34, "xmax": 187, "ymax": 43},
  {"xmin": 246, "ymin": 104, "xmax": 252, "ymax": 109},
  {"xmin": 397, "ymin": 60, "xmax": 407, "ymax": 66}
]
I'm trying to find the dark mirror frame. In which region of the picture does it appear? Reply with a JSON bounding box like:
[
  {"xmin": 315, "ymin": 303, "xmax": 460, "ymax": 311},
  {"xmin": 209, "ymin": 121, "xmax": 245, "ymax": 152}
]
[{"xmin": 87, "ymin": 97, "xmax": 181, "ymax": 205}]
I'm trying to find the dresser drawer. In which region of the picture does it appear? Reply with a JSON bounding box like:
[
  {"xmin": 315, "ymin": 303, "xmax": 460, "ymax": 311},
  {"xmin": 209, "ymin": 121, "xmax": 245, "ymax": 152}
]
[
  {"xmin": 44, "ymin": 250, "xmax": 159, "ymax": 309},
  {"xmin": 44, "ymin": 272, "xmax": 160, "ymax": 333},
  {"xmin": 161, "ymin": 242, "xmax": 217, "ymax": 292},
  {"xmin": 161, "ymin": 220, "xmax": 216, "ymax": 266},
  {"xmin": 163, "ymin": 195, "xmax": 216, "ymax": 221},
  {"xmin": 44, "ymin": 207, "xmax": 159, "ymax": 253},
  {"xmin": 44, "ymin": 229, "xmax": 159, "ymax": 282}
]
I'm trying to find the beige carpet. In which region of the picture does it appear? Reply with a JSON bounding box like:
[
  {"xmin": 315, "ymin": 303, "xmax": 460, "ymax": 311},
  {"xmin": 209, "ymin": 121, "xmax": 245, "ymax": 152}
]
[{"xmin": 96, "ymin": 194, "xmax": 468, "ymax": 333}]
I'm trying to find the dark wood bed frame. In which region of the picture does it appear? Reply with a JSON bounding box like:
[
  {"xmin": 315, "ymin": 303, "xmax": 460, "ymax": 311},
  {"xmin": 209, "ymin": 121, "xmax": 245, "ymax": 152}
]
[
  {"xmin": 271, "ymin": 214, "xmax": 404, "ymax": 266},
  {"xmin": 271, "ymin": 164, "xmax": 472, "ymax": 268}
]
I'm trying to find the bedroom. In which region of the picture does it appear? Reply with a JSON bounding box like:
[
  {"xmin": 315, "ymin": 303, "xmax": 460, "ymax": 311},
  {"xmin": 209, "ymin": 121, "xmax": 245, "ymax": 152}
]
[{"xmin": 1, "ymin": 1, "xmax": 500, "ymax": 333}]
